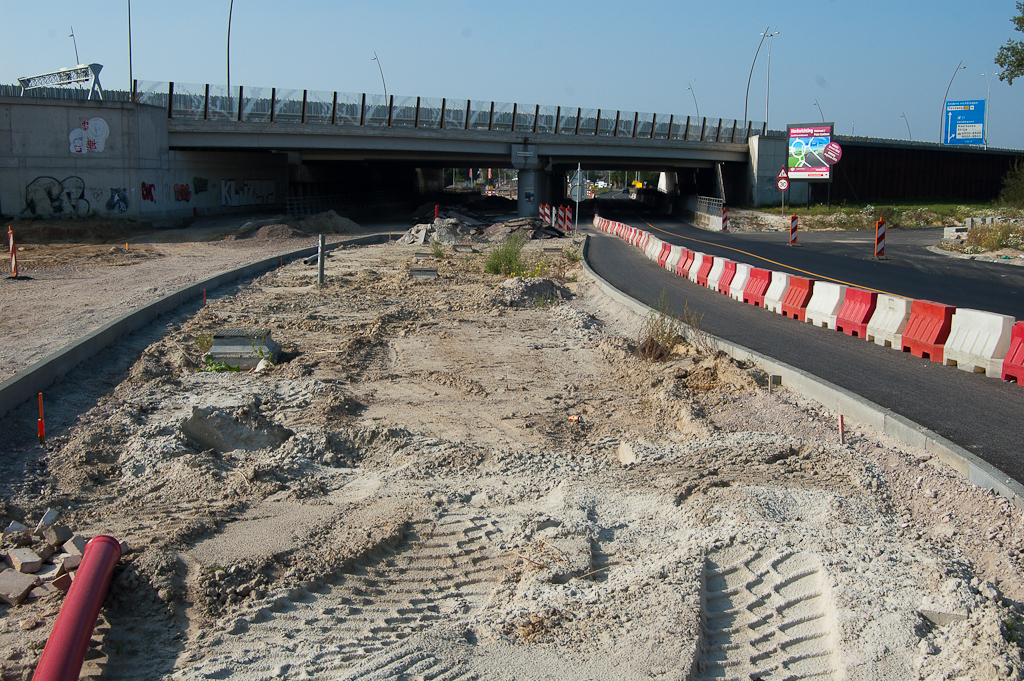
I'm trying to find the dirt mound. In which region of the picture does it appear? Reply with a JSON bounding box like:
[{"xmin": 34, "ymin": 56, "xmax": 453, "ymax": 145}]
[
  {"xmin": 239, "ymin": 223, "xmax": 307, "ymax": 241},
  {"xmin": 293, "ymin": 210, "xmax": 361, "ymax": 235}
]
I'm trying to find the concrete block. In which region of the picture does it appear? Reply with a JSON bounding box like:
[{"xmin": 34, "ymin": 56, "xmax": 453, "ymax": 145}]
[
  {"xmin": 43, "ymin": 523, "xmax": 74, "ymax": 548},
  {"xmin": 8, "ymin": 548, "xmax": 42, "ymax": 574},
  {"xmin": 35, "ymin": 563, "xmax": 62, "ymax": 582},
  {"xmin": 34, "ymin": 543, "xmax": 55, "ymax": 562},
  {"xmin": 51, "ymin": 572, "xmax": 72, "ymax": 591},
  {"xmin": 0, "ymin": 568, "xmax": 38, "ymax": 605},
  {"xmin": 3, "ymin": 520, "xmax": 29, "ymax": 536},
  {"xmin": 29, "ymin": 583, "xmax": 58, "ymax": 599},
  {"xmin": 34, "ymin": 508, "xmax": 59, "ymax": 535},
  {"xmin": 64, "ymin": 535, "xmax": 88, "ymax": 556},
  {"xmin": 59, "ymin": 553, "xmax": 83, "ymax": 571}
]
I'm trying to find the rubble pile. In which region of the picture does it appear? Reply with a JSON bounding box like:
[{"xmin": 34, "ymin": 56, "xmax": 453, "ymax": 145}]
[{"xmin": 1, "ymin": 509, "xmax": 102, "ymax": 606}]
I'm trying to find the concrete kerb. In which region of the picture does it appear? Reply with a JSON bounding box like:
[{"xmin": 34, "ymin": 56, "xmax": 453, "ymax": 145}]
[
  {"xmin": 0, "ymin": 232, "xmax": 394, "ymax": 421},
  {"xmin": 580, "ymin": 234, "xmax": 1024, "ymax": 510}
]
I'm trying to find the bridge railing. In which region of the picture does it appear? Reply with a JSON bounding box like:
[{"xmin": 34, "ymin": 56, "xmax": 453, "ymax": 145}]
[{"xmin": 129, "ymin": 80, "xmax": 765, "ymax": 144}]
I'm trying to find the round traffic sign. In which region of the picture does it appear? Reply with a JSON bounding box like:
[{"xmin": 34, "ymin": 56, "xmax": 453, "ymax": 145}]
[
  {"xmin": 777, "ymin": 178, "xmax": 789, "ymax": 191},
  {"xmin": 823, "ymin": 142, "xmax": 843, "ymax": 165},
  {"xmin": 569, "ymin": 184, "xmax": 585, "ymax": 201}
]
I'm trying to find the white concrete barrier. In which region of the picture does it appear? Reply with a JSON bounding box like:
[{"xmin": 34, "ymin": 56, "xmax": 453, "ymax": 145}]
[
  {"xmin": 644, "ymin": 236, "xmax": 662, "ymax": 261},
  {"xmin": 764, "ymin": 272, "xmax": 791, "ymax": 314},
  {"xmin": 665, "ymin": 245, "xmax": 684, "ymax": 272},
  {"xmin": 706, "ymin": 258, "xmax": 728, "ymax": 290},
  {"xmin": 804, "ymin": 282, "xmax": 848, "ymax": 329},
  {"xmin": 729, "ymin": 263, "xmax": 752, "ymax": 302},
  {"xmin": 944, "ymin": 308, "xmax": 1016, "ymax": 378},
  {"xmin": 866, "ymin": 294, "xmax": 913, "ymax": 348},
  {"xmin": 688, "ymin": 253, "xmax": 707, "ymax": 283}
]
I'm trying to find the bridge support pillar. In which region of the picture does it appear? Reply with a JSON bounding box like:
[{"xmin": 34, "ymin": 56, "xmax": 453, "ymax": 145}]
[{"xmin": 510, "ymin": 143, "xmax": 548, "ymax": 218}]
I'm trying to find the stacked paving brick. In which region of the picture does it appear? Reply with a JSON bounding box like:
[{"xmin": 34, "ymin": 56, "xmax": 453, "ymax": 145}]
[{"xmin": 1, "ymin": 508, "xmax": 94, "ymax": 606}]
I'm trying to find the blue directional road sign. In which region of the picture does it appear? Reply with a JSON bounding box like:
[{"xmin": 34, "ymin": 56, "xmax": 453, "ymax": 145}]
[{"xmin": 944, "ymin": 100, "xmax": 985, "ymax": 146}]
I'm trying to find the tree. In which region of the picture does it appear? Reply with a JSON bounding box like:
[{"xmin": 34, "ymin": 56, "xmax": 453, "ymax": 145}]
[{"xmin": 995, "ymin": 1, "xmax": 1024, "ymax": 85}]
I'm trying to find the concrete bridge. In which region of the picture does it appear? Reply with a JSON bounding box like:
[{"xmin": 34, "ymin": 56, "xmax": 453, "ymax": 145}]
[{"xmin": 0, "ymin": 78, "xmax": 1019, "ymax": 224}]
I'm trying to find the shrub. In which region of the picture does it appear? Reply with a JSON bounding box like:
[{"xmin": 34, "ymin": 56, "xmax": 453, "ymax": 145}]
[
  {"xmin": 637, "ymin": 291, "xmax": 688, "ymax": 362},
  {"xmin": 1000, "ymin": 159, "xmax": 1024, "ymax": 208},
  {"xmin": 485, "ymin": 233, "xmax": 528, "ymax": 276}
]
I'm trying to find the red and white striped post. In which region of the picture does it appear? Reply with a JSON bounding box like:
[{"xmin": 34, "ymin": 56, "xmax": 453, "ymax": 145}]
[
  {"xmin": 875, "ymin": 218, "xmax": 886, "ymax": 258},
  {"xmin": 789, "ymin": 214, "xmax": 798, "ymax": 246},
  {"xmin": 722, "ymin": 205, "xmax": 729, "ymax": 231},
  {"xmin": 8, "ymin": 225, "xmax": 17, "ymax": 278},
  {"xmin": 539, "ymin": 204, "xmax": 551, "ymax": 226},
  {"xmin": 564, "ymin": 204, "xmax": 573, "ymax": 231}
]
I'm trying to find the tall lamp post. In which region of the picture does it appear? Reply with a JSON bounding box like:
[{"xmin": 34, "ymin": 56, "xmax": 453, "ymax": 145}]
[
  {"xmin": 687, "ymin": 83, "xmax": 700, "ymax": 123},
  {"xmin": 901, "ymin": 112, "xmax": 912, "ymax": 140},
  {"xmin": 763, "ymin": 28, "xmax": 780, "ymax": 129},
  {"xmin": 372, "ymin": 51, "xmax": 388, "ymax": 102},
  {"xmin": 227, "ymin": 0, "xmax": 234, "ymax": 103},
  {"xmin": 744, "ymin": 26, "xmax": 770, "ymax": 124},
  {"xmin": 813, "ymin": 100, "xmax": 824, "ymax": 122},
  {"xmin": 940, "ymin": 61, "xmax": 966, "ymax": 143},
  {"xmin": 982, "ymin": 70, "xmax": 1000, "ymax": 148}
]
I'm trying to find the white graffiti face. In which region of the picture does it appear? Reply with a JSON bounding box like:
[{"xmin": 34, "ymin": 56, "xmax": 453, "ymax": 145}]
[{"xmin": 69, "ymin": 117, "xmax": 110, "ymax": 154}]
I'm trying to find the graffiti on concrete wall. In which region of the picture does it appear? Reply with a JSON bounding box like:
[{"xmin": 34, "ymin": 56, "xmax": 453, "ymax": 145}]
[
  {"xmin": 141, "ymin": 183, "xmax": 156, "ymax": 202},
  {"xmin": 69, "ymin": 117, "xmax": 110, "ymax": 155},
  {"xmin": 22, "ymin": 176, "xmax": 90, "ymax": 218},
  {"xmin": 192, "ymin": 177, "xmax": 209, "ymax": 194},
  {"xmin": 173, "ymin": 183, "xmax": 192, "ymax": 202},
  {"xmin": 106, "ymin": 188, "xmax": 129, "ymax": 213},
  {"xmin": 221, "ymin": 179, "xmax": 276, "ymax": 207}
]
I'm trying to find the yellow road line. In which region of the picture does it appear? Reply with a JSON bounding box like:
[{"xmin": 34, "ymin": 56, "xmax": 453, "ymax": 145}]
[{"xmin": 629, "ymin": 215, "xmax": 910, "ymax": 299}]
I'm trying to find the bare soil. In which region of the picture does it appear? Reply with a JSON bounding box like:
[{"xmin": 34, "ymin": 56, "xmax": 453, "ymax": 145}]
[{"xmin": 1, "ymin": 217, "xmax": 1024, "ymax": 680}]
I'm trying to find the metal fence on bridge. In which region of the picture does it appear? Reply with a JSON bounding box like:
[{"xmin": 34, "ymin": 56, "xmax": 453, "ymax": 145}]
[{"xmin": 2, "ymin": 79, "xmax": 767, "ymax": 145}]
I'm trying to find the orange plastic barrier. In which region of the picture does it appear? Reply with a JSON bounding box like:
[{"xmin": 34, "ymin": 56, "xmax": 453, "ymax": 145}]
[
  {"xmin": 696, "ymin": 255, "xmax": 714, "ymax": 287},
  {"xmin": 743, "ymin": 268, "xmax": 772, "ymax": 307},
  {"xmin": 901, "ymin": 300, "xmax": 955, "ymax": 363},
  {"xmin": 1001, "ymin": 321, "xmax": 1024, "ymax": 383},
  {"xmin": 718, "ymin": 260, "xmax": 737, "ymax": 295},
  {"xmin": 835, "ymin": 288, "xmax": 878, "ymax": 338},
  {"xmin": 657, "ymin": 243, "xmax": 672, "ymax": 267},
  {"xmin": 677, "ymin": 249, "xmax": 695, "ymax": 277},
  {"xmin": 781, "ymin": 277, "xmax": 814, "ymax": 321}
]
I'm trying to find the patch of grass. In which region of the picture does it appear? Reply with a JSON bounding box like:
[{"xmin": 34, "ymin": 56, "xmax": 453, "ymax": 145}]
[
  {"xmin": 197, "ymin": 356, "xmax": 241, "ymax": 373},
  {"xmin": 534, "ymin": 290, "xmax": 558, "ymax": 308},
  {"xmin": 747, "ymin": 201, "xmax": 1004, "ymax": 230},
  {"xmin": 430, "ymin": 239, "xmax": 445, "ymax": 259},
  {"xmin": 485, "ymin": 232, "xmax": 528, "ymax": 276},
  {"xmin": 637, "ymin": 291, "xmax": 687, "ymax": 362},
  {"xmin": 964, "ymin": 221, "xmax": 1024, "ymax": 252},
  {"xmin": 193, "ymin": 332, "xmax": 214, "ymax": 354}
]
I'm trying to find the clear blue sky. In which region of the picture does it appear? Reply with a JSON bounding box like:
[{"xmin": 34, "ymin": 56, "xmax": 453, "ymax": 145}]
[{"xmin": 3, "ymin": 1, "xmax": 1023, "ymax": 148}]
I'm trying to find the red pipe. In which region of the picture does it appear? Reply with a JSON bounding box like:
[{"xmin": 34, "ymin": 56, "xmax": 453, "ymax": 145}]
[{"xmin": 32, "ymin": 535, "xmax": 122, "ymax": 681}]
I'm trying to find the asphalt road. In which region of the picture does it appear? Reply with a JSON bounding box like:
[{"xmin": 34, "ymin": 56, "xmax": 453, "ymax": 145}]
[{"xmin": 585, "ymin": 197, "xmax": 1024, "ymax": 483}]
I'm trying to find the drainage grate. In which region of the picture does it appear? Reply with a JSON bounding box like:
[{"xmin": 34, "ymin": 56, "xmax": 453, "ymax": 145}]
[{"xmin": 409, "ymin": 268, "xmax": 439, "ymax": 280}]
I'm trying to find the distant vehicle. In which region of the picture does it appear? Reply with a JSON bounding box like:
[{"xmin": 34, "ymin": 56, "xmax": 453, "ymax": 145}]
[{"xmin": 595, "ymin": 181, "xmax": 609, "ymax": 188}]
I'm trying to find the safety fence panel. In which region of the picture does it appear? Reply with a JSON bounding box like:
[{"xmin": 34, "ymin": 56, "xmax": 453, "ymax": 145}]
[
  {"xmin": 274, "ymin": 89, "xmax": 304, "ymax": 124},
  {"xmin": 536, "ymin": 105, "xmax": 558, "ymax": 134},
  {"xmin": 364, "ymin": 94, "xmax": 390, "ymax": 127},
  {"xmin": 304, "ymin": 90, "xmax": 334, "ymax": 124},
  {"xmin": 241, "ymin": 86, "xmax": 273, "ymax": 123},
  {"xmin": 336, "ymin": 93, "xmax": 363, "ymax": 125},
  {"xmin": 418, "ymin": 97, "xmax": 444, "ymax": 128},
  {"xmin": 171, "ymin": 82, "xmax": 206, "ymax": 120}
]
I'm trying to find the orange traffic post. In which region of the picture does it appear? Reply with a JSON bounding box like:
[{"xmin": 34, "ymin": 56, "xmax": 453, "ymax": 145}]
[
  {"xmin": 839, "ymin": 415, "xmax": 845, "ymax": 445},
  {"xmin": 203, "ymin": 288, "xmax": 206, "ymax": 305}
]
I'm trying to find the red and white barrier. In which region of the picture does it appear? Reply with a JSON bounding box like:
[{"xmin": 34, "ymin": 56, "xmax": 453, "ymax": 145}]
[
  {"xmin": 644, "ymin": 237, "xmax": 663, "ymax": 261},
  {"xmin": 836, "ymin": 288, "xmax": 878, "ymax": 338},
  {"xmin": 764, "ymin": 273, "xmax": 792, "ymax": 314},
  {"xmin": 804, "ymin": 282, "xmax": 848, "ymax": 329},
  {"xmin": 743, "ymin": 268, "xmax": 773, "ymax": 307},
  {"xmin": 866, "ymin": 294, "xmax": 913, "ymax": 348},
  {"xmin": 789, "ymin": 214, "xmax": 798, "ymax": 245},
  {"xmin": 665, "ymin": 245, "xmax": 684, "ymax": 272},
  {"xmin": 540, "ymin": 204, "xmax": 552, "ymax": 226},
  {"xmin": 718, "ymin": 260, "xmax": 737, "ymax": 295},
  {"xmin": 781, "ymin": 277, "xmax": 815, "ymax": 321},
  {"xmin": 722, "ymin": 205, "xmax": 729, "ymax": 232},
  {"xmin": 706, "ymin": 258, "xmax": 728, "ymax": 291},
  {"xmin": 729, "ymin": 263, "xmax": 752, "ymax": 302},
  {"xmin": 8, "ymin": 226, "xmax": 16, "ymax": 278},
  {"xmin": 875, "ymin": 219, "xmax": 886, "ymax": 258},
  {"xmin": 901, "ymin": 300, "xmax": 955, "ymax": 363},
  {"xmin": 944, "ymin": 308, "xmax": 1015, "ymax": 378},
  {"xmin": 688, "ymin": 253, "xmax": 707, "ymax": 283},
  {"xmin": 1004, "ymin": 322, "xmax": 1024, "ymax": 383}
]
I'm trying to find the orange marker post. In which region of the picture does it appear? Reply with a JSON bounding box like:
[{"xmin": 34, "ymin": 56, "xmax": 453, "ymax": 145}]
[
  {"xmin": 203, "ymin": 289, "xmax": 206, "ymax": 305},
  {"xmin": 38, "ymin": 392, "xmax": 45, "ymax": 446}
]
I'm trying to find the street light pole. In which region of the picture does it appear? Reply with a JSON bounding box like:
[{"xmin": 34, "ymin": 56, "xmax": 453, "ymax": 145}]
[
  {"xmin": 763, "ymin": 28, "xmax": 780, "ymax": 129},
  {"xmin": 372, "ymin": 51, "xmax": 388, "ymax": 102},
  {"xmin": 901, "ymin": 112, "xmax": 912, "ymax": 140},
  {"xmin": 982, "ymin": 71, "xmax": 999, "ymax": 148},
  {"xmin": 744, "ymin": 26, "xmax": 770, "ymax": 124},
  {"xmin": 227, "ymin": 0, "xmax": 234, "ymax": 100},
  {"xmin": 940, "ymin": 61, "xmax": 966, "ymax": 143},
  {"xmin": 813, "ymin": 100, "xmax": 824, "ymax": 122},
  {"xmin": 687, "ymin": 83, "xmax": 700, "ymax": 123}
]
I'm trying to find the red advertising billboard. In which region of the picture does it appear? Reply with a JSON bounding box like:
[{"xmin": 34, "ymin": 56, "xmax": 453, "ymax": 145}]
[{"xmin": 787, "ymin": 123, "xmax": 834, "ymax": 182}]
